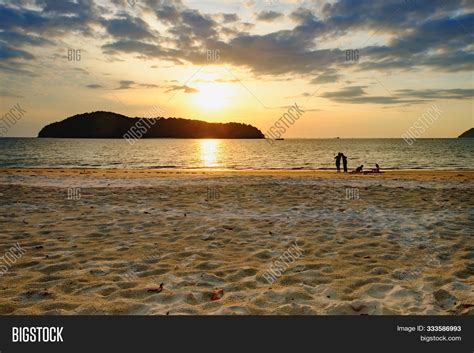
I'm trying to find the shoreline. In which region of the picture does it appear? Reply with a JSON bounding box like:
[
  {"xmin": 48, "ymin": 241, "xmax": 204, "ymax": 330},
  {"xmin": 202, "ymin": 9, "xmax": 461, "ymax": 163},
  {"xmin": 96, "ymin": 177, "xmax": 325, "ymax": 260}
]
[{"xmin": 1, "ymin": 168, "xmax": 473, "ymax": 179}]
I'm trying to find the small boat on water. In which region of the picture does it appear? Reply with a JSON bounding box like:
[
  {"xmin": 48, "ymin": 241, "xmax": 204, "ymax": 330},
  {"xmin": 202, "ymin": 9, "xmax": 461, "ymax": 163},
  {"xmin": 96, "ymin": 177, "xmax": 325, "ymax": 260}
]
[{"xmin": 275, "ymin": 138, "xmax": 284, "ymax": 140}]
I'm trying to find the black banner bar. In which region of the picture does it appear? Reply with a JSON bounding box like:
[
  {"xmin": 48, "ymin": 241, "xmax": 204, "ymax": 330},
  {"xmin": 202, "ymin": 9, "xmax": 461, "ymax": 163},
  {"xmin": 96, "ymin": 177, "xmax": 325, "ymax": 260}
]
[{"xmin": 0, "ymin": 316, "xmax": 472, "ymax": 353}]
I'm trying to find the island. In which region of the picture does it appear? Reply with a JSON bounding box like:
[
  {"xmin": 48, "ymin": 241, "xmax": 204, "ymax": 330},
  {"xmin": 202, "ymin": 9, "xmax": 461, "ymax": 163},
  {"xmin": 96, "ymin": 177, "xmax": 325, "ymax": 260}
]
[
  {"xmin": 458, "ymin": 128, "xmax": 474, "ymax": 138},
  {"xmin": 38, "ymin": 111, "xmax": 264, "ymax": 139}
]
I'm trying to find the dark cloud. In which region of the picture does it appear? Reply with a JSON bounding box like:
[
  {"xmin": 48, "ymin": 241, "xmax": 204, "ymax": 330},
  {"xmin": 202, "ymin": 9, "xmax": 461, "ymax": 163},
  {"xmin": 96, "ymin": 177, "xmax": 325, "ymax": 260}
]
[
  {"xmin": 311, "ymin": 69, "xmax": 341, "ymax": 84},
  {"xmin": 256, "ymin": 11, "xmax": 284, "ymax": 22},
  {"xmin": 112, "ymin": 80, "xmax": 160, "ymax": 89},
  {"xmin": 396, "ymin": 88, "xmax": 474, "ymax": 100},
  {"xmin": 322, "ymin": 86, "xmax": 473, "ymax": 104},
  {"xmin": 137, "ymin": 83, "xmax": 159, "ymax": 88},
  {"xmin": 418, "ymin": 50, "xmax": 474, "ymax": 73},
  {"xmin": 0, "ymin": 5, "xmax": 48, "ymax": 32},
  {"xmin": 86, "ymin": 84, "xmax": 103, "ymax": 89},
  {"xmin": 0, "ymin": 31, "xmax": 52, "ymax": 47},
  {"xmin": 0, "ymin": 57, "xmax": 39, "ymax": 77},
  {"xmin": 36, "ymin": 0, "xmax": 84, "ymax": 14},
  {"xmin": 0, "ymin": 43, "xmax": 34, "ymax": 60},
  {"xmin": 289, "ymin": 7, "xmax": 319, "ymax": 24},
  {"xmin": 179, "ymin": 9, "xmax": 218, "ymax": 39},
  {"xmin": 321, "ymin": 0, "xmax": 465, "ymax": 34},
  {"xmin": 324, "ymin": 86, "xmax": 367, "ymax": 98},
  {"xmin": 141, "ymin": 1, "xmax": 218, "ymax": 50},
  {"xmin": 116, "ymin": 80, "xmax": 135, "ymax": 89},
  {"xmin": 0, "ymin": 1, "xmax": 100, "ymax": 37},
  {"xmin": 0, "ymin": 61, "xmax": 37, "ymax": 76},
  {"xmin": 152, "ymin": 2, "xmax": 183, "ymax": 24},
  {"xmin": 102, "ymin": 39, "xmax": 183, "ymax": 63},
  {"xmin": 221, "ymin": 13, "xmax": 239, "ymax": 23},
  {"xmin": 322, "ymin": 86, "xmax": 411, "ymax": 104},
  {"xmin": 356, "ymin": 12, "xmax": 474, "ymax": 72},
  {"xmin": 101, "ymin": 14, "xmax": 157, "ymax": 40}
]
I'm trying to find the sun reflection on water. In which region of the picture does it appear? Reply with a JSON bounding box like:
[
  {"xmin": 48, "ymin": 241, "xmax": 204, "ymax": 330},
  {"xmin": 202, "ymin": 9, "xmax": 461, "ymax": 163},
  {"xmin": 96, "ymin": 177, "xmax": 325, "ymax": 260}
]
[{"xmin": 200, "ymin": 139, "xmax": 220, "ymax": 167}]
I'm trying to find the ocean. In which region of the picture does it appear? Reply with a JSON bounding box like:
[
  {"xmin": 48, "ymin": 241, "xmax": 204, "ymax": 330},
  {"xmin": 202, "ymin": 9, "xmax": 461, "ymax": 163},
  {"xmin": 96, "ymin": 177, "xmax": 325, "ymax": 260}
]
[{"xmin": 0, "ymin": 138, "xmax": 473, "ymax": 170}]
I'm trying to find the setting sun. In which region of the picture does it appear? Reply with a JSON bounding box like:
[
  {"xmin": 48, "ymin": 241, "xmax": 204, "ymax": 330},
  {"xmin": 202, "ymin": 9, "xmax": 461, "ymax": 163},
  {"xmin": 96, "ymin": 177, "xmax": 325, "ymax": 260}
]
[{"xmin": 193, "ymin": 83, "xmax": 234, "ymax": 110}]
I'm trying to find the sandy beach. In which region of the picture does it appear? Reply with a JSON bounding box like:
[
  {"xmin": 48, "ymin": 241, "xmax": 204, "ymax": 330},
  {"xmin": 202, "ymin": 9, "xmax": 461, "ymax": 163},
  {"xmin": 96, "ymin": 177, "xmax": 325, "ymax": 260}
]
[{"xmin": 0, "ymin": 168, "xmax": 472, "ymax": 315}]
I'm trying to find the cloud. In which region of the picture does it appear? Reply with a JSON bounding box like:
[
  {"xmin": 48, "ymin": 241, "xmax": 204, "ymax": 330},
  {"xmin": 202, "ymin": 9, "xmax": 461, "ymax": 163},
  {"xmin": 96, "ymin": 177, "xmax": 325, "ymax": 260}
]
[
  {"xmin": 101, "ymin": 0, "xmax": 472, "ymax": 80},
  {"xmin": 0, "ymin": 5, "xmax": 49, "ymax": 33},
  {"xmin": 138, "ymin": 83, "xmax": 159, "ymax": 88},
  {"xmin": 418, "ymin": 50, "xmax": 474, "ymax": 73},
  {"xmin": 324, "ymin": 86, "xmax": 367, "ymax": 98},
  {"xmin": 0, "ymin": 43, "xmax": 34, "ymax": 60},
  {"xmin": 86, "ymin": 84, "xmax": 103, "ymax": 89},
  {"xmin": 396, "ymin": 88, "xmax": 474, "ymax": 100},
  {"xmin": 311, "ymin": 69, "xmax": 341, "ymax": 84},
  {"xmin": 256, "ymin": 11, "xmax": 284, "ymax": 22},
  {"xmin": 36, "ymin": 0, "xmax": 84, "ymax": 15},
  {"xmin": 0, "ymin": 31, "xmax": 52, "ymax": 47},
  {"xmin": 322, "ymin": 86, "xmax": 415, "ymax": 104},
  {"xmin": 113, "ymin": 80, "xmax": 160, "ymax": 89},
  {"xmin": 321, "ymin": 0, "xmax": 465, "ymax": 34},
  {"xmin": 0, "ymin": 1, "xmax": 100, "ymax": 37},
  {"xmin": 356, "ymin": 12, "xmax": 474, "ymax": 72},
  {"xmin": 102, "ymin": 39, "xmax": 182, "ymax": 63},
  {"xmin": 116, "ymin": 80, "xmax": 135, "ymax": 89},
  {"xmin": 322, "ymin": 86, "xmax": 473, "ymax": 104},
  {"xmin": 211, "ymin": 35, "xmax": 343, "ymax": 75},
  {"xmin": 101, "ymin": 14, "xmax": 157, "ymax": 40},
  {"xmin": 0, "ymin": 89, "xmax": 23, "ymax": 98},
  {"xmin": 195, "ymin": 78, "xmax": 239, "ymax": 83},
  {"xmin": 1, "ymin": 0, "xmax": 472, "ymax": 109},
  {"xmin": 220, "ymin": 13, "xmax": 239, "ymax": 23},
  {"xmin": 165, "ymin": 85, "xmax": 198, "ymax": 93},
  {"xmin": 146, "ymin": 1, "xmax": 218, "ymax": 48},
  {"xmin": 0, "ymin": 61, "xmax": 37, "ymax": 76}
]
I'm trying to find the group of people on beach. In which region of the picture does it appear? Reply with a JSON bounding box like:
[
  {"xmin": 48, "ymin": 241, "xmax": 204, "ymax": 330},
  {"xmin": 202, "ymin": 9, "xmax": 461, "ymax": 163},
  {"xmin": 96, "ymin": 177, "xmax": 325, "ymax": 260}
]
[
  {"xmin": 335, "ymin": 152, "xmax": 348, "ymax": 172},
  {"xmin": 335, "ymin": 152, "xmax": 380, "ymax": 174}
]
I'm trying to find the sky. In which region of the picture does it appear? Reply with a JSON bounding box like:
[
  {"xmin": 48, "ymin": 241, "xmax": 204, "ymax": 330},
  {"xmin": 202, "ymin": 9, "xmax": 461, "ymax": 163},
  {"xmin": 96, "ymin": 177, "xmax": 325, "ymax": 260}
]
[{"xmin": 0, "ymin": 0, "xmax": 472, "ymax": 137}]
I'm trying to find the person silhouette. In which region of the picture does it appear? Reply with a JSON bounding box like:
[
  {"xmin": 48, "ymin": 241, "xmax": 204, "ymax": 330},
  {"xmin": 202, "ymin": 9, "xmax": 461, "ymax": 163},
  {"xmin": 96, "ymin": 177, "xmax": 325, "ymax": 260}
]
[
  {"xmin": 335, "ymin": 152, "xmax": 342, "ymax": 172},
  {"xmin": 341, "ymin": 154, "xmax": 348, "ymax": 173}
]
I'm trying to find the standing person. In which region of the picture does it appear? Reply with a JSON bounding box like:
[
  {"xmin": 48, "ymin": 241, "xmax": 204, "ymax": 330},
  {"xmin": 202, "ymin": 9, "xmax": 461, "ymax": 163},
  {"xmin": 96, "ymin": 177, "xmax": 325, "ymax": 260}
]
[
  {"xmin": 335, "ymin": 152, "xmax": 342, "ymax": 172},
  {"xmin": 342, "ymin": 153, "xmax": 348, "ymax": 173}
]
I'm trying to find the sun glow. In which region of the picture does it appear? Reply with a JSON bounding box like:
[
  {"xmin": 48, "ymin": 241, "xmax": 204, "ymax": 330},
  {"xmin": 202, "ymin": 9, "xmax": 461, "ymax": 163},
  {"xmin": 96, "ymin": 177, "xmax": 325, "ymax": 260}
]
[
  {"xmin": 199, "ymin": 139, "xmax": 220, "ymax": 167},
  {"xmin": 193, "ymin": 83, "xmax": 234, "ymax": 110}
]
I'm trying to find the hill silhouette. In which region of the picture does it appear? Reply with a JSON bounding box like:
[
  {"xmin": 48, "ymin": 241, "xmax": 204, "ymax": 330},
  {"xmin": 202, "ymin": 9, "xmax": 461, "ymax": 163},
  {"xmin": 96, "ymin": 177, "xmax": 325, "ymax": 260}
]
[
  {"xmin": 38, "ymin": 111, "xmax": 264, "ymax": 139},
  {"xmin": 458, "ymin": 128, "xmax": 474, "ymax": 138}
]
